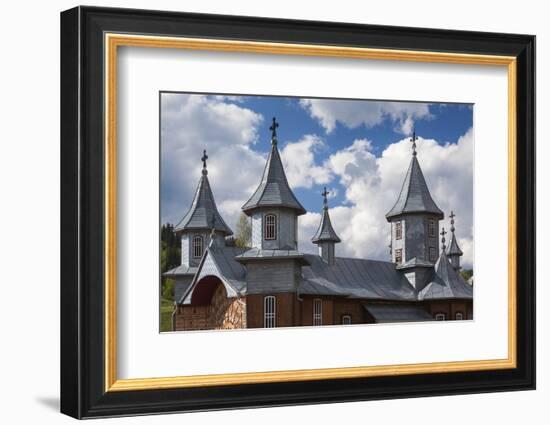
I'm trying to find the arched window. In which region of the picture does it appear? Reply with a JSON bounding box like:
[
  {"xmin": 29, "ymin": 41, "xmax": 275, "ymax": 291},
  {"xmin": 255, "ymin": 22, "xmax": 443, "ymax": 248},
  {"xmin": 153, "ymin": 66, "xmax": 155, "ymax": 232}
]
[
  {"xmin": 313, "ymin": 298, "xmax": 323, "ymax": 325},
  {"xmin": 342, "ymin": 315, "xmax": 352, "ymax": 325},
  {"xmin": 264, "ymin": 296, "xmax": 276, "ymax": 328},
  {"xmin": 264, "ymin": 214, "xmax": 277, "ymax": 240},
  {"xmin": 192, "ymin": 235, "xmax": 204, "ymax": 258},
  {"xmin": 455, "ymin": 312, "xmax": 464, "ymax": 320},
  {"xmin": 435, "ymin": 313, "xmax": 446, "ymax": 321}
]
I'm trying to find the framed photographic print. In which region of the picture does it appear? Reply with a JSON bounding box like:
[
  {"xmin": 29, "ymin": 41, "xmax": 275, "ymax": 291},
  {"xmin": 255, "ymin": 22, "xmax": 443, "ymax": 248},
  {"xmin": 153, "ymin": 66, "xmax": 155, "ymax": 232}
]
[{"xmin": 60, "ymin": 6, "xmax": 535, "ymax": 419}]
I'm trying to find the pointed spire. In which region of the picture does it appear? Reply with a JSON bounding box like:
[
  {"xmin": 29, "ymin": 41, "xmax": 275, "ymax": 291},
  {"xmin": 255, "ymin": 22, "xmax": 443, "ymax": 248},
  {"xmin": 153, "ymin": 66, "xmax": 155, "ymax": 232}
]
[
  {"xmin": 447, "ymin": 210, "xmax": 464, "ymax": 258},
  {"xmin": 242, "ymin": 117, "xmax": 306, "ymax": 215},
  {"xmin": 410, "ymin": 129, "xmax": 417, "ymax": 156},
  {"xmin": 312, "ymin": 187, "xmax": 341, "ymax": 244},
  {"xmin": 385, "ymin": 137, "xmax": 444, "ymax": 220},
  {"xmin": 175, "ymin": 150, "xmax": 233, "ymax": 236},
  {"xmin": 440, "ymin": 227, "xmax": 447, "ymax": 253}
]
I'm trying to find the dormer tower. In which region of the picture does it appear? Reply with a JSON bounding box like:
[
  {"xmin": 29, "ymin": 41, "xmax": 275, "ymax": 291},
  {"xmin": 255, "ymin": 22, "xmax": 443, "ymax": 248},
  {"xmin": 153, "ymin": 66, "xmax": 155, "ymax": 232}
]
[
  {"xmin": 174, "ymin": 150, "xmax": 232, "ymax": 267},
  {"xmin": 312, "ymin": 187, "xmax": 341, "ymax": 265},
  {"xmin": 447, "ymin": 211, "xmax": 464, "ymax": 271}
]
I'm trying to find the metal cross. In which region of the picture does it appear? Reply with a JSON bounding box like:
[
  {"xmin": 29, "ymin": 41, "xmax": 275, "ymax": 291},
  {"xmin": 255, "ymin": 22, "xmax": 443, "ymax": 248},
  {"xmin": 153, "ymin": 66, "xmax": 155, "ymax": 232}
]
[
  {"xmin": 269, "ymin": 117, "xmax": 279, "ymax": 142},
  {"xmin": 449, "ymin": 211, "xmax": 456, "ymax": 232},
  {"xmin": 440, "ymin": 227, "xmax": 447, "ymax": 251},
  {"xmin": 201, "ymin": 149, "xmax": 208, "ymax": 169},
  {"xmin": 410, "ymin": 130, "xmax": 417, "ymax": 156},
  {"xmin": 322, "ymin": 187, "xmax": 330, "ymax": 207}
]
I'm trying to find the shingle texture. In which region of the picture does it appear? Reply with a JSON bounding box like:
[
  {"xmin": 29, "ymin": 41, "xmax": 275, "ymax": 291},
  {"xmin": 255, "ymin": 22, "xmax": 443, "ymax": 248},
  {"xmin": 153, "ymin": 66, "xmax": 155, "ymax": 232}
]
[
  {"xmin": 418, "ymin": 251, "xmax": 473, "ymax": 300},
  {"xmin": 386, "ymin": 155, "xmax": 444, "ymax": 219},
  {"xmin": 364, "ymin": 304, "xmax": 434, "ymax": 322},
  {"xmin": 447, "ymin": 233, "xmax": 463, "ymax": 256},
  {"xmin": 175, "ymin": 172, "xmax": 233, "ymax": 235},
  {"xmin": 242, "ymin": 143, "xmax": 306, "ymax": 215},
  {"xmin": 312, "ymin": 207, "xmax": 341, "ymax": 243}
]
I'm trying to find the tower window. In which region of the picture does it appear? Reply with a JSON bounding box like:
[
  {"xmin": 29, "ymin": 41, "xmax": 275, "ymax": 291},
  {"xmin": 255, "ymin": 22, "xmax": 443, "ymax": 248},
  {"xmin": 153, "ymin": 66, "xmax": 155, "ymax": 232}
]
[
  {"xmin": 192, "ymin": 235, "xmax": 204, "ymax": 258},
  {"xmin": 395, "ymin": 248, "xmax": 403, "ymax": 264},
  {"xmin": 455, "ymin": 312, "xmax": 464, "ymax": 320},
  {"xmin": 264, "ymin": 296, "xmax": 276, "ymax": 328},
  {"xmin": 342, "ymin": 315, "xmax": 352, "ymax": 325},
  {"xmin": 264, "ymin": 214, "xmax": 277, "ymax": 240},
  {"xmin": 395, "ymin": 221, "xmax": 402, "ymax": 240},
  {"xmin": 435, "ymin": 313, "xmax": 446, "ymax": 321},
  {"xmin": 429, "ymin": 246, "xmax": 437, "ymax": 261},
  {"xmin": 428, "ymin": 219, "xmax": 436, "ymax": 237},
  {"xmin": 313, "ymin": 298, "xmax": 323, "ymax": 325}
]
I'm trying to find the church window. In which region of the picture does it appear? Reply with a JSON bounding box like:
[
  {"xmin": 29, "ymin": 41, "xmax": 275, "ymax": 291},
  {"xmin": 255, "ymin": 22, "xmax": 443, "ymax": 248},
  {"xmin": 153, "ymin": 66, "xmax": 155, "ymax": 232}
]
[
  {"xmin": 395, "ymin": 221, "xmax": 402, "ymax": 240},
  {"xmin": 435, "ymin": 313, "xmax": 446, "ymax": 321},
  {"xmin": 395, "ymin": 249, "xmax": 403, "ymax": 264},
  {"xmin": 192, "ymin": 235, "xmax": 203, "ymax": 258},
  {"xmin": 429, "ymin": 246, "xmax": 437, "ymax": 261},
  {"xmin": 428, "ymin": 219, "xmax": 436, "ymax": 237},
  {"xmin": 264, "ymin": 296, "xmax": 276, "ymax": 328},
  {"xmin": 455, "ymin": 312, "xmax": 464, "ymax": 320},
  {"xmin": 313, "ymin": 298, "xmax": 323, "ymax": 325},
  {"xmin": 342, "ymin": 315, "xmax": 352, "ymax": 325},
  {"xmin": 264, "ymin": 214, "xmax": 277, "ymax": 240}
]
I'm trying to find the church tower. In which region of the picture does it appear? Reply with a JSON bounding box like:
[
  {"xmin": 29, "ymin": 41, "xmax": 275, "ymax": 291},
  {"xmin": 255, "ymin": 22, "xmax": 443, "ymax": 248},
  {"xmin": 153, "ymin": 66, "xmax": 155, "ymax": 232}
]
[
  {"xmin": 385, "ymin": 132, "xmax": 444, "ymax": 290},
  {"xmin": 174, "ymin": 150, "xmax": 233, "ymax": 268},
  {"xmin": 237, "ymin": 117, "xmax": 307, "ymax": 328},
  {"xmin": 447, "ymin": 211, "xmax": 464, "ymax": 271},
  {"xmin": 312, "ymin": 187, "xmax": 341, "ymax": 265}
]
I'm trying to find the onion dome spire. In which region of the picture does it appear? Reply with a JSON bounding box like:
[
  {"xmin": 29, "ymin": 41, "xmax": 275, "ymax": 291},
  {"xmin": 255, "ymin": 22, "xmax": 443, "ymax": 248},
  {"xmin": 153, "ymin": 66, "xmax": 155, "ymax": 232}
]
[
  {"xmin": 312, "ymin": 187, "xmax": 341, "ymax": 244},
  {"xmin": 174, "ymin": 149, "xmax": 233, "ymax": 235}
]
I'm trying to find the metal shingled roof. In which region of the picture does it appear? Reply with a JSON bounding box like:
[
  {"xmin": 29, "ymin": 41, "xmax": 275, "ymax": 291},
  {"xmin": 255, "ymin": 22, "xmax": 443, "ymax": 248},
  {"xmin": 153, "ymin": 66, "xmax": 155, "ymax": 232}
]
[
  {"xmin": 364, "ymin": 304, "xmax": 434, "ymax": 322},
  {"xmin": 174, "ymin": 172, "xmax": 233, "ymax": 235},
  {"xmin": 242, "ymin": 143, "xmax": 306, "ymax": 215},
  {"xmin": 312, "ymin": 207, "xmax": 341, "ymax": 243},
  {"xmin": 447, "ymin": 233, "xmax": 464, "ymax": 256},
  {"xmin": 418, "ymin": 251, "xmax": 473, "ymax": 300},
  {"xmin": 386, "ymin": 155, "xmax": 444, "ymax": 220},
  {"xmin": 300, "ymin": 255, "xmax": 417, "ymax": 301}
]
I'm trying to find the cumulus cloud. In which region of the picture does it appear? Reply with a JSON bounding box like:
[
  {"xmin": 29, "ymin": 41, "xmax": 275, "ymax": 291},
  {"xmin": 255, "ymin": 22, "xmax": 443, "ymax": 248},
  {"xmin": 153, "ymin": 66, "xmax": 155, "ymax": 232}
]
[
  {"xmin": 280, "ymin": 135, "xmax": 332, "ymax": 188},
  {"xmin": 319, "ymin": 130, "xmax": 474, "ymax": 268},
  {"xmin": 299, "ymin": 99, "xmax": 432, "ymax": 134},
  {"xmin": 161, "ymin": 94, "xmax": 267, "ymax": 230}
]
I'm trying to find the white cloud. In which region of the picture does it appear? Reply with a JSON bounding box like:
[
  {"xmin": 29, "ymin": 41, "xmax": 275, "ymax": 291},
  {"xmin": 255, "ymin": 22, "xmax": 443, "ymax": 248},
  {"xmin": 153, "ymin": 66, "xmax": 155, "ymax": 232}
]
[
  {"xmin": 161, "ymin": 94, "xmax": 266, "ymax": 230},
  {"xmin": 280, "ymin": 135, "xmax": 332, "ymax": 189},
  {"xmin": 299, "ymin": 99, "xmax": 432, "ymax": 134}
]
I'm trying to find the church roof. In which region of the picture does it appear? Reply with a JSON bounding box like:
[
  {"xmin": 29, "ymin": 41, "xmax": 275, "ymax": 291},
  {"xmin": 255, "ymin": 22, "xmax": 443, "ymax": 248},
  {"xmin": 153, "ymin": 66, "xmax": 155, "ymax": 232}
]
[
  {"xmin": 447, "ymin": 233, "xmax": 463, "ymax": 256},
  {"xmin": 386, "ymin": 154, "xmax": 444, "ymax": 220},
  {"xmin": 418, "ymin": 251, "xmax": 473, "ymax": 300},
  {"xmin": 174, "ymin": 162, "xmax": 233, "ymax": 235},
  {"xmin": 364, "ymin": 304, "xmax": 434, "ymax": 322},
  {"xmin": 242, "ymin": 118, "xmax": 306, "ymax": 215},
  {"xmin": 312, "ymin": 189, "xmax": 341, "ymax": 243}
]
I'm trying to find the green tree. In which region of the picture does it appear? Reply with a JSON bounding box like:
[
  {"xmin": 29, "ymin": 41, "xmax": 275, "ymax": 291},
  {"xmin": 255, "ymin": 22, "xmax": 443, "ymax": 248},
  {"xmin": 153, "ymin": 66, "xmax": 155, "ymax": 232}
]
[
  {"xmin": 460, "ymin": 268, "xmax": 473, "ymax": 281},
  {"xmin": 234, "ymin": 213, "xmax": 252, "ymax": 248}
]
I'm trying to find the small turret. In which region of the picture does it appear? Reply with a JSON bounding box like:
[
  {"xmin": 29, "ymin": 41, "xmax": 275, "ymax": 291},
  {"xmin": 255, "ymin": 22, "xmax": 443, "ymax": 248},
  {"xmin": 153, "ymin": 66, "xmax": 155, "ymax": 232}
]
[
  {"xmin": 446, "ymin": 211, "xmax": 463, "ymax": 271},
  {"xmin": 312, "ymin": 187, "xmax": 341, "ymax": 265}
]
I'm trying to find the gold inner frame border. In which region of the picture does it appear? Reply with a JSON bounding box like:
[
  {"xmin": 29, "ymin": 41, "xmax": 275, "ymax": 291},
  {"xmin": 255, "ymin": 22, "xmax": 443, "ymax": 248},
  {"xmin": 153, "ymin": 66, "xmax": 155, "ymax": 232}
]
[{"xmin": 104, "ymin": 33, "xmax": 517, "ymax": 392}]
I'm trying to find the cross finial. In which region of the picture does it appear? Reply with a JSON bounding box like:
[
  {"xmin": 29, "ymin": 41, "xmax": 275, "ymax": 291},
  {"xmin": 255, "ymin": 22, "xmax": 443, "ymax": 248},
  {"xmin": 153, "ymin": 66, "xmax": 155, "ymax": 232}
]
[
  {"xmin": 449, "ymin": 210, "xmax": 456, "ymax": 233},
  {"xmin": 269, "ymin": 117, "xmax": 279, "ymax": 145},
  {"xmin": 410, "ymin": 130, "xmax": 417, "ymax": 156},
  {"xmin": 201, "ymin": 149, "xmax": 209, "ymax": 175},
  {"xmin": 440, "ymin": 227, "xmax": 447, "ymax": 252},
  {"xmin": 321, "ymin": 186, "xmax": 330, "ymax": 207}
]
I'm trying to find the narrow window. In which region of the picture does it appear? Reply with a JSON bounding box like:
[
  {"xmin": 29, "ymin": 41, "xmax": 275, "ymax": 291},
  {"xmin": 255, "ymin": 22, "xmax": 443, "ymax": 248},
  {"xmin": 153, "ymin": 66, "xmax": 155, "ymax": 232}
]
[
  {"xmin": 192, "ymin": 235, "xmax": 203, "ymax": 258},
  {"xmin": 313, "ymin": 298, "xmax": 323, "ymax": 325},
  {"xmin": 264, "ymin": 296, "xmax": 276, "ymax": 328},
  {"xmin": 429, "ymin": 246, "xmax": 437, "ymax": 262},
  {"xmin": 455, "ymin": 312, "xmax": 464, "ymax": 320},
  {"xmin": 395, "ymin": 248, "xmax": 403, "ymax": 264},
  {"xmin": 395, "ymin": 221, "xmax": 402, "ymax": 240},
  {"xmin": 428, "ymin": 219, "xmax": 436, "ymax": 237},
  {"xmin": 435, "ymin": 313, "xmax": 446, "ymax": 321},
  {"xmin": 342, "ymin": 315, "xmax": 352, "ymax": 325},
  {"xmin": 264, "ymin": 214, "xmax": 277, "ymax": 240}
]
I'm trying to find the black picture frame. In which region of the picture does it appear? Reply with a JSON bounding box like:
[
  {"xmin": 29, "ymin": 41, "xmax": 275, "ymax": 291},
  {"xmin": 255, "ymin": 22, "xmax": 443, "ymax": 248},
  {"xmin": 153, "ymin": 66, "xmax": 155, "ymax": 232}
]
[{"xmin": 60, "ymin": 5, "xmax": 535, "ymax": 419}]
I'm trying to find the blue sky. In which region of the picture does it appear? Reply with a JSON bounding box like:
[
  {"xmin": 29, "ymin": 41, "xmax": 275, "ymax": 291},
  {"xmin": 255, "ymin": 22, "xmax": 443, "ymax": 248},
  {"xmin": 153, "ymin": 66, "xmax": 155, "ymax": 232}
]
[{"xmin": 160, "ymin": 93, "xmax": 474, "ymax": 267}]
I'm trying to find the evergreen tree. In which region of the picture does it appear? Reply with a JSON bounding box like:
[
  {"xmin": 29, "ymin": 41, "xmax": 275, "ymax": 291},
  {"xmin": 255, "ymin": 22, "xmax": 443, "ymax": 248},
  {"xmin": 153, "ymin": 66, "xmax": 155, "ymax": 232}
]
[{"xmin": 234, "ymin": 213, "xmax": 252, "ymax": 248}]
